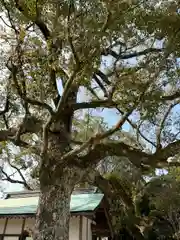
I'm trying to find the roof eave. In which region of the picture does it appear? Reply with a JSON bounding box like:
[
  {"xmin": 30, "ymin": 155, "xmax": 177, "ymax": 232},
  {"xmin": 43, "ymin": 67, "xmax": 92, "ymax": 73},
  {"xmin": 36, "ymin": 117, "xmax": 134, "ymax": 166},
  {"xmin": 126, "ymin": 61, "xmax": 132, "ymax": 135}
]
[{"xmin": 0, "ymin": 210, "xmax": 95, "ymax": 218}]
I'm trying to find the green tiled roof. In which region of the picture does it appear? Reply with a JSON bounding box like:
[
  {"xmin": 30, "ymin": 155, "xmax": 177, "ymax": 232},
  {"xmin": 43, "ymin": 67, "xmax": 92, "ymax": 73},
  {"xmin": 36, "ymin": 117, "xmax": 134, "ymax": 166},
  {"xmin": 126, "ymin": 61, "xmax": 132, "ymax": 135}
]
[{"xmin": 0, "ymin": 194, "xmax": 103, "ymax": 215}]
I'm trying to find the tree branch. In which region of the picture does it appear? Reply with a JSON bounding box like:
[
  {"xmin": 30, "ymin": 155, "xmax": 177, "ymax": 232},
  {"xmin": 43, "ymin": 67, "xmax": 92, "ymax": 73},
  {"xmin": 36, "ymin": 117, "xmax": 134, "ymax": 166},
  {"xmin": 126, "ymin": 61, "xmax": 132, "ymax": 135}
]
[
  {"xmin": 65, "ymin": 83, "xmax": 149, "ymax": 162},
  {"xmin": 86, "ymin": 169, "xmax": 134, "ymax": 208},
  {"xmin": 3, "ymin": 115, "xmax": 9, "ymax": 129},
  {"xmin": 72, "ymin": 100, "xmax": 115, "ymax": 111},
  {"xmin": 14, "ymin": 0, "xmax": 50, "ymax": 40},
  {"xmin": 9, "ymin": 65, "xmax": 54, "ymax": 114},
  {"xmin": 67, "ymin": 5, "xmax": 80, "ymax": 67},
  {"xmin": 156, "ymin": 100, "xmax": 180, "ymax": 150},
  {"xmin": 121, "ymin": 48, "xmax": 163, "ymax": 59},
  {"xmin": 0, "ymin": 167, "xmax": 32, "ymax": 190},
  {"xmin": 0, "ymin": 116, "xmax": 42, "ymax": 148},
  {"xmin": 61, "ymin": 108, "xmax": 134, "ymax": 162},
  {"xmin": 155, "ymin": 140, "xmax": 180, "ymax": 164},
  {"xmin": 0, "ymin": 129, "xmax": 16, "ymax": 141},
  {"xmin": 0, "ymin": 97, "xmax": 9, "ymax": 116},
  {"xmin": 161, "ymin": 91, "xmax": 180, "ymax": 101},
  {"xmin": 79, "ymin": 137, "xmax": 180, "ymax": 170},
  {"xmin": 95, "ymin": 70, "xmax": 111, "ymax": 85},
  {"xmin": 0, "ymin": 128, "xmax": 28, "ymax": 148},
  {"xmin": 103, "ymin": 48, "xmax": 163, "ymax": 60},
  {"xmin": 1, "ymin": 0, "xmax": 19, "ymax": 34},
  {"xmin": 116, "ymin": 107, "xmax": 157, "ymax": 148},
  {"xmin": 6, "ymin": 154, "xmax": 32, "ymax": 190},
  {"xmin": 24, "ymin": 97, "xmax": 54, "ymax": 115},
  {"xmin": 73, "ymin": 90, "xmax": 157, "ymax": 148},
  {"xmin": 0, "ymin": 16, "xmax": 12, "ymax": 29},
  {"xmin": 93, "ymin": 74, "xmax": 109, "ymax": 97},
  {"xmin": 86, "ymin": 86, "xmax": 101, "ymax": 100},
  {"xmin": 55, "ymin": 69, "xmax": 79, "ymax": 117},
  {"xmin": 79, "ymin": 141, "xmax": 149, "ymax": 168},
  {"xmin": 101, "ymin": 3, "xmax": 112, "ymax": 32}
]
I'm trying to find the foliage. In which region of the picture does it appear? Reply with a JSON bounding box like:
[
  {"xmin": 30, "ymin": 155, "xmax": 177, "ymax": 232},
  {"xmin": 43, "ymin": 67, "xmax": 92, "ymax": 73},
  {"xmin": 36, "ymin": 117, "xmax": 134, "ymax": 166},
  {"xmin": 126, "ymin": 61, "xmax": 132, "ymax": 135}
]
[{"xmin": 133, "ymin": 169, "xmax": 180, "ymax": 239}]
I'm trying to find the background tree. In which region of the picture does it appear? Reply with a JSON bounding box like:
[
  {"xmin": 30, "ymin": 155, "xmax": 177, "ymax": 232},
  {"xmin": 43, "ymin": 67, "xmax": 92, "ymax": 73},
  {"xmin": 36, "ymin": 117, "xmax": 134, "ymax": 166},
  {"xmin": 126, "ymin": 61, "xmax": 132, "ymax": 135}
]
[
  {"xmin": 0, "ymin": 0, "xmax": 180, "ymax": 240},
  {"xmin": 134, "ymin": 168, "xmax": 180, "ymax": 239}
]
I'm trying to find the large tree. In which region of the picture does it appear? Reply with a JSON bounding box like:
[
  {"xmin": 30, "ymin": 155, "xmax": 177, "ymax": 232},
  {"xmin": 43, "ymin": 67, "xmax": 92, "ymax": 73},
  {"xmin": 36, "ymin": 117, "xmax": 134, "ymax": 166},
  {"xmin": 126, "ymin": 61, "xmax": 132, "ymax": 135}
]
[{"xmin": 0, "ymin": 0, "xmax": 180, "ymax": 239}]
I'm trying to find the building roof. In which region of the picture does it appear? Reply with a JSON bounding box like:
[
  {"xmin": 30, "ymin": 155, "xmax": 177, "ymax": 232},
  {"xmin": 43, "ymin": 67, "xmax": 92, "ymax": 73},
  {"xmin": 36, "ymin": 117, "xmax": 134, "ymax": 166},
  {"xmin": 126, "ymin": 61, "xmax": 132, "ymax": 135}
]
[
  {"xmin": 4, "ymin": 188, "xmax": 98, "ymax": 199},
  {"xmin": 5, "ymin": 190, "xmax": 40, "ymax": 199},
  {"xmin": 0, "ymin": 193, "xmax": 104, "ymax": 215}
]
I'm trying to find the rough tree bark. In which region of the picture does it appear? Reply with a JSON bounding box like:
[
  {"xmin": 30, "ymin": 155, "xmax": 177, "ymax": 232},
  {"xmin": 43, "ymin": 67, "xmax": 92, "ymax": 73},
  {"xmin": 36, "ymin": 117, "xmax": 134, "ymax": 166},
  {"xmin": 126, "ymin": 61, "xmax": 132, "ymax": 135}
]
[{"xmin": 34, "ymin": 168, "xmax": 76, "ymax": 240}]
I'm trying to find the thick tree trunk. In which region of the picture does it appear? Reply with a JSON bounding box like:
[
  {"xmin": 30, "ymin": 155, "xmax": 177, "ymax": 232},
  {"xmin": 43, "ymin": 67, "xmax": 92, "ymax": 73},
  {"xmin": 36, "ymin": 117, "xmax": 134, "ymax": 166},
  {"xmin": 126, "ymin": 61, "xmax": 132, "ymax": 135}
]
[
  {"xmin": 33, "ymin": 112, "xmax": 79, "ymax": 240},
  {"xmin": 34, "ymin": 168, "xmax": 77, "ymax": 240}
]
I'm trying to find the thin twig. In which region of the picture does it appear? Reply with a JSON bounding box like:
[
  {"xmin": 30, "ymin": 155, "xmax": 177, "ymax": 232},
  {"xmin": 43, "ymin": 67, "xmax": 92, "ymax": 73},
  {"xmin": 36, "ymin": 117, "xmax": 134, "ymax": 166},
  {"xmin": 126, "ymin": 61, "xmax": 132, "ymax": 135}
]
[
  {"xmin": 67, "ymin": 2, "xmax": 80, "ymax": 66},
  {"xmin": 0, "ymin": 167, "xmax": 32, "ymax": 190},
  {"xmin": 10, "ymin": 65, "xmax": 54, "ymax": 114},
  {"xmin": 6, "ymin": 151, "xmax": 30, "ymax": 189},
  {"xmin": 55, "ymin": 70, "xmax": 79, "ymax": 117},
  {"xmin": 0, "ymin": 97, "xmax": 9, "ymax": 116},
  {"xmin": 63, "ymin": 81, "xmax": 151, "ymax": 161},
  {"xmin": 116, "ymin": 107, "xmax": 157, "ymax": 148},
  {"xmin": 60, "ymin": 109, "xmax": 133, "ymax": 161},
  {"xmin": 156, "ymin": 100, "xmax": 180, "ymax": 150}
]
